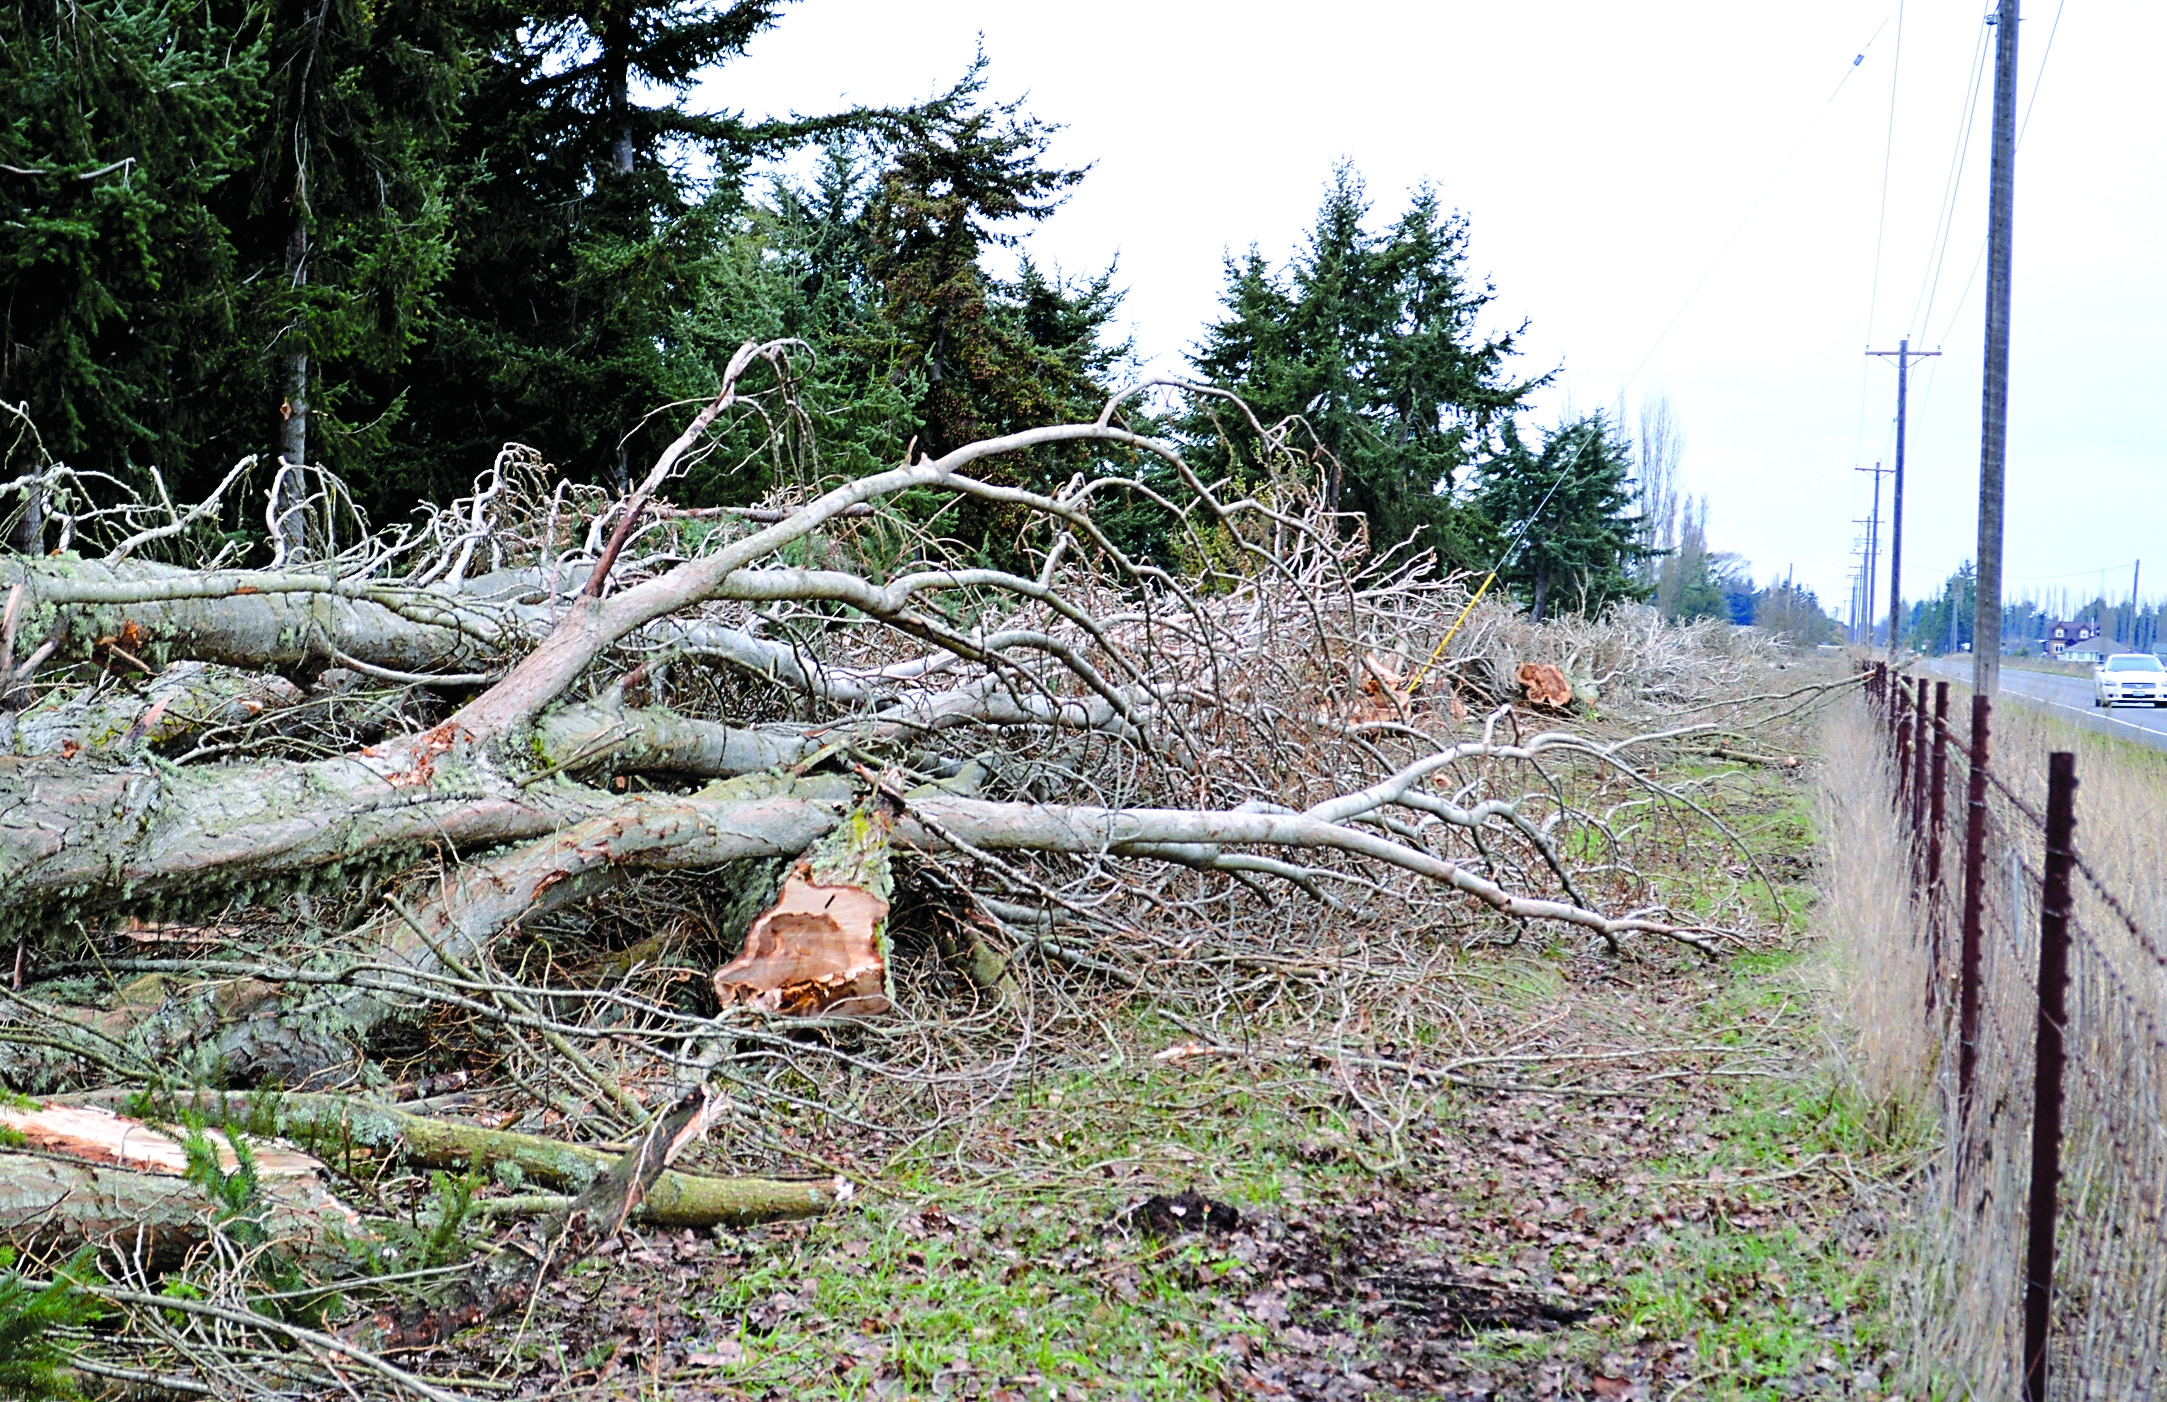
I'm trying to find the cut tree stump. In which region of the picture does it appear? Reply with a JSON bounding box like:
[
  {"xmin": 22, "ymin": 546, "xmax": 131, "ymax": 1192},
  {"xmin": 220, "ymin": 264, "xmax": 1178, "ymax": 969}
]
[{"xmin": 714, "ymin": 789, "xmax": 900, "ymax": 1016}]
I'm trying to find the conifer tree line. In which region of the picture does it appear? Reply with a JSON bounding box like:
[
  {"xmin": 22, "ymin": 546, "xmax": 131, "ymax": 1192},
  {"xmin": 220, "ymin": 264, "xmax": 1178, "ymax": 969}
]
[{"xmin": 0, "ymin": 0, "xmax": 1818, "ymax": 622}]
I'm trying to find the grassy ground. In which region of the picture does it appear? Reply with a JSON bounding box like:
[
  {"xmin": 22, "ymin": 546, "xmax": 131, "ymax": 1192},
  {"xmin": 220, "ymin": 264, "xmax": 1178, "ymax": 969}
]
[{"xmin": 414, "ymin": 725, "xmax": 1921, "ymax": 1402}]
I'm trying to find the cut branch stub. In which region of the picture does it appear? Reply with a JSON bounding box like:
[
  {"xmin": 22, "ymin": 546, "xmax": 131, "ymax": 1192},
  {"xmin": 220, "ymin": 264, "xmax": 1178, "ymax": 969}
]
[{"xmin": 714, "ymin": 793, "xmax": 899, "ymax": 1016}]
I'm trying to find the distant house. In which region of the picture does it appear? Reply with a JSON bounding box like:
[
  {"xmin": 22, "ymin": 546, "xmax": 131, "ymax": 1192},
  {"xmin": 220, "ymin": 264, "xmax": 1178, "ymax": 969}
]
[
  {"xmin": 2063, "ymin": 636, "xmax": 2129, "ymax": 665},
  {"xmin": 2044, "ymin": 620, "xmax": 2102, "ymax": 658}
]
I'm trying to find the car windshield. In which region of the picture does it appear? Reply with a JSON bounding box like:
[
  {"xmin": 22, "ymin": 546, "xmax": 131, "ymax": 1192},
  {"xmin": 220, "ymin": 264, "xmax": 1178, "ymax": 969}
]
[{"xmin": 2104, "ymin": 655, "xmax": 2164, "ymax": 672}]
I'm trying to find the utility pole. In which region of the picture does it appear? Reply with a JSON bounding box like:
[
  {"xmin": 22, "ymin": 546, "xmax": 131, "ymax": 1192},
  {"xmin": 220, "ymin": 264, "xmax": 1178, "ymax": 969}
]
[
  {"xmin": 1868, "ymin": 338, "xmax": 1942, "ymax": 661},
  {"xmin": 1975, "ymin": 0, "xmax": 2019, "ymax": 699},
  {"xmin": 2129, "ymin": 559, "xmax": 2140, "ymax": 646},
  {"xmin": 1853, "ymin": 540, "xmax": 1873, "ymax": 642},
  {"xmin": 1856, "ymin": 463, "xmax": 1891, "ymax": 645}
]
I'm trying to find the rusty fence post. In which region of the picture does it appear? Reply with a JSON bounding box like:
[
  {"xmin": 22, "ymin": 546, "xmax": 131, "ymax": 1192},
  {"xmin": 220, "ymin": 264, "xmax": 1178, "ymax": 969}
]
[
  {"xmin": 2022, "ymin": 750, "xmax": 2077, "ymax": 1402},
  {"xmin": 1925, "ymin": 681, "xmax": 1950, "ymax": 1009},
  {"xmin": 1895, "ymin": 684, "xmax": 1912, "ymax": 814},
  {"xmin": 1913, "ymin": 677, "xmax": 1931, "ymax": 840},
  {"xmin": 1958, "ymin": 695, "xmax": 1992, "ymax": 1114}
]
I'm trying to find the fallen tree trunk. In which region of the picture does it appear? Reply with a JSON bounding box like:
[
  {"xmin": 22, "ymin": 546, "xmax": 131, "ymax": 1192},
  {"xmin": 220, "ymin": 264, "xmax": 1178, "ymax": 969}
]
[
  {"xmin": 5, "ymin": 661, "xmax": 306, "ymax": 757},
  {"xmin": 0, "ymin": 704, "xmax": 827, "ymax": 926},
  {"xmin": 714, "ymin": 789, "xmax": 899, "ymax": 1016},
  {"xmin": 0, "ymin": 555, "xmax": 514, "ymax": 676},
  {"xmin": 0, "ymin": 1101, "xmax": 365, "ymax": 1267},
  {"xmin": 2, "ymin": 773, "xmax": 856, "ymax": 1087},
  {"xmin": 72, "ymin": 1089, "xmax": 841, "ymax": 1225},
  {"xmin": 354, "ymin": 1086, "xmax": 731, "ymax": 1349}
]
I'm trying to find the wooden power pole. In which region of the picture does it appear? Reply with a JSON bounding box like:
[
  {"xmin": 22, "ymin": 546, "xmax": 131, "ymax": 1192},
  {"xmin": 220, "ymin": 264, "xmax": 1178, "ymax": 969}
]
[
  {"xmin": 1856, "ymin": 463, "xmax": 1891, "ymax": 645},
  {"xmin": 1975, "ymin": 0, "xmax": 2019, "ymax": 698},
  {"xmin": 1869, "ymin": 339, "xmax": 1942, "ymax": 660}
]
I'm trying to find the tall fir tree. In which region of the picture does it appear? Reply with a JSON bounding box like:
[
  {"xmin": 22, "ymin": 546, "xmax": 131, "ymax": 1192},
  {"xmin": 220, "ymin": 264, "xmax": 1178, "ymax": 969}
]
[
  {"xmin": 1189, "ymin": 164, "xmax": 1542, "ymax": 566},
  {"xmin": 1472, "ymin": 414, "xmax": 1649, "ymax": 621},
  {"xmin": 0, "ymin": 0, "xmax": 266, "ymax": 511},
  {"xmin": 223, "ymin": 0, "xmax": 471, "ymax": 486},
  {"xmin": 860, "ymin": 68, "xmax": 1111, "ymax": 460},
  {"xmin": 389, "ymin": 0, "xmax": 901, "ymax": 509}
]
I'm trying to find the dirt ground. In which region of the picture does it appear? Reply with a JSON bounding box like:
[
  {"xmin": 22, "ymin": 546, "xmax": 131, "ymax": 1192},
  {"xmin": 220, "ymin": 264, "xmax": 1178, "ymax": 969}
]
[{"xmin": 419, "ymin": 906, "xmax": 1917, "ymax": 1401}]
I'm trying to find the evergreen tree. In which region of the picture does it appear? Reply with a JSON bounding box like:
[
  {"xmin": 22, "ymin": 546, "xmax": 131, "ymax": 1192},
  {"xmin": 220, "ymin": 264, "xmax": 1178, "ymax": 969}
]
[
  {"xmin": 860, "ymin": 68, "xmax": 1120, "ymax": 462},
  {"xmin": 1907, "ymin": 561, "xmax": 1977, "ymax": 654},
  {"xmin": 389, "ymin": 0, "xmax": 897, "ymax": 509},
  {"xmin": 1189, "ymin": 164, "xmax": 1541, "ymax": 565},
  {"xmin": 1472, "ymin": 414, "xmax": 1648, "ymax": 621},
  {"xmin": 0, "ymin": 0, "xmax": 266, "ymax": 503},
  {"xmin": 221, "ymin": 0, "xmax": 471, "ymax": 486}
]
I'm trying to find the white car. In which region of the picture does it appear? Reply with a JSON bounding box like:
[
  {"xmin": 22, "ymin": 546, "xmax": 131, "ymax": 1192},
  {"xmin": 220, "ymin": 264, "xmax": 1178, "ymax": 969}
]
[{"xmin": 2093, "ymin": 653, "xmax": 2167, "ymax": 708}]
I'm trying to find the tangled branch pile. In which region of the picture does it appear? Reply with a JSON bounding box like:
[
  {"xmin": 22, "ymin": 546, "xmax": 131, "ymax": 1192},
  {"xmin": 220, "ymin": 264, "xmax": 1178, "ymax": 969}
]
[{"xmin": 0, "ymin": 352, "xmax": 1808, "ymax": 1394}]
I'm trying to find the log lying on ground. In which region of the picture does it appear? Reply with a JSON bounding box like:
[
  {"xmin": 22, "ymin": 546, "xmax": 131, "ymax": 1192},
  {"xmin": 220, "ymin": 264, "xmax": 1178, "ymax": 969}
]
[
  {"xmin": 7, "ymin": 662, "xmax": 306, "ymax": 757},
  {"xmin": 0, "ymin": 705, "xmax": 831, "ymax": 926},
  {"xmin": 6, "ymin": 738, "xmax": 1734, "ymax": 1089},
  {"xmin": 0, "ymin": 1101, "xmax": 365, "ymax": 1266},
  {"xmin": 82, "ymin": 1089, "xmax": 841, "ymax": 1227},
  {"xmin": 0, "ymin": 555, "xmax": 936, "ymax": 702},
  {"xmin": 531, "ymin": 700, "xmax": 822, "ymax": 779},
  {"xmin": 353, "ymin": 1087, "xmax": 743, "ymax": 1348},
  {"xmin": 0, "ymin": 772, "xmax": 856, "ymax": 1088},
  {"xmin": 0, "ymin": 555, "xmax": 514, "ymax": 675}
]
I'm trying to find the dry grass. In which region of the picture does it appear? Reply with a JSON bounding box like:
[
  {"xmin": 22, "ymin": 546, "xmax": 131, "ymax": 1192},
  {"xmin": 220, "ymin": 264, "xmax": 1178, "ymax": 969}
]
[{"xmin": 1817, "ymin": 678, "xmax": 2167, "ymax": 1398}]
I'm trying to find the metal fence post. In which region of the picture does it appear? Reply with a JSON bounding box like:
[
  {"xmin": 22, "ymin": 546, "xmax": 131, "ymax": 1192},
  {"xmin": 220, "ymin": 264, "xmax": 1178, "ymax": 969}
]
[
  {"xmin": 1895, "ymin": 684, "xmax": 1913, "ymax": 812},
  {"xmin": 1958, "ymin": 696, "xmax": 1991, "ymax": 1113},
  {"xmin": 1913, "ymin": 677, "xmax": 1931, "ymax": 838},
  {"xmin": 1925, "ymin": 681, "xmax": 1950, "ymax": 1008},
  {"xmin": 2022, "ymin": 750, "xmax": 2077, "ymax": 1402}
]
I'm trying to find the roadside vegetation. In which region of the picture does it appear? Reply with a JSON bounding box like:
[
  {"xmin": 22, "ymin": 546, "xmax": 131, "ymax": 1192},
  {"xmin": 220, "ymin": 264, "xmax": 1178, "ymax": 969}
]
[{"xmin": 394, "ymin": 656, "xmax": 1921, "ymax": 1402}]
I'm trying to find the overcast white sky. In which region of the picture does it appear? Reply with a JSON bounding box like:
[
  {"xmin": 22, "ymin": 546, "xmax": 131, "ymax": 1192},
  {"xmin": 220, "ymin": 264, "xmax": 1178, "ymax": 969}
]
[{"xmin": 699, "ymin": 1, "xmax": 2165, "ymax": 621}]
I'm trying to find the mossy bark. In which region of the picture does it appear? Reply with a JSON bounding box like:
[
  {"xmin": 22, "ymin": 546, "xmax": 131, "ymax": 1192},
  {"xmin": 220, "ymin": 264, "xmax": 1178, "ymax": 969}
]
[
  {"xmin": 115, "ymin": 1089, "xmax": 840, "ymax": 1225},
  {"xmin": 0, "ymin": 774, "xmax": 855, "ymax": 1089},
  {"xmin": 348, "ymin": 1088, "xmax": 798, "ymax": 1348}
]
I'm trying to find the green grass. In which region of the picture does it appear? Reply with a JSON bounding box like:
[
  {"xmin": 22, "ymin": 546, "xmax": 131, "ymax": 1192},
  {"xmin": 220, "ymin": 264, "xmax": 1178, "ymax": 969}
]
[
  {"xmin": 1427, "ymin": 948, "xmax": 1914, "ymax": 1399},
  {"xmin": 688, "ymin": 1187, "xmax": 1260, "ymax": 1399},
  {"xmin": 636, "ymin": 747, "xmax": 1906, "ymax": 1400}
]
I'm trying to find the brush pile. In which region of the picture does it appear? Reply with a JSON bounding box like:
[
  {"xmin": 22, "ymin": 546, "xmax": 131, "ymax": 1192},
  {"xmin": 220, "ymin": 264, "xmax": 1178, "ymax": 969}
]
[{"xmin": 0, "ymin": 353, "xmax": 1812, "ymax": 1395}]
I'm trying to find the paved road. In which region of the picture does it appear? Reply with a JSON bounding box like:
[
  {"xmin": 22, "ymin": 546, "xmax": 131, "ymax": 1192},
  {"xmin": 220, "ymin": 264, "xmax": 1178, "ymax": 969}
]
[{"xmin": 1925, "ymin": 658, "xmax": 2167, "ymax": 753}]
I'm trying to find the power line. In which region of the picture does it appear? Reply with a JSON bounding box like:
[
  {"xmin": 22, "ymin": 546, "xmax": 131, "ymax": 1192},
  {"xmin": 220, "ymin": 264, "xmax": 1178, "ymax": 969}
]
[
  {"xmin": 1851, "ymin": 1, "xmax": 1909, "ymax": 481},
  {"xmin": 1907, "ymin": 10, "xmax": 1993, "ymax": 342},
  {"xmin": 1899, "ymin": 0, "xmax": 2067, "ymax": 431},
  {"xmin": 1861, "ymin": 0, "xmax": 1906, "ymax": 343},
  {"xmin": 1924, "ymin": 0, "xmax": 2070, "ymax": 352},
  {"xmin": 1421, "ymin": 12, "xmax": 1904, "ymax": 674},
  {"xmin": 1625, "ymin": 11, "xmax": 1895, "ymax": 389}
]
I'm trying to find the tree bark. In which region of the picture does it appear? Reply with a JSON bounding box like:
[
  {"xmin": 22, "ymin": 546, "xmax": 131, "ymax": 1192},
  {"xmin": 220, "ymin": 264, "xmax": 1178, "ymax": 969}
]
[
  {"xmin": 85, "ymin": 1089, "xmax": 841, "ymax": 1225},
  {"xmin": 1, "ymin": 773, "xmax": 856, "ymax": 1088},
  {"xmin": 0, "ymin": 1101, "xmax": 365, "ymax": 1267}
]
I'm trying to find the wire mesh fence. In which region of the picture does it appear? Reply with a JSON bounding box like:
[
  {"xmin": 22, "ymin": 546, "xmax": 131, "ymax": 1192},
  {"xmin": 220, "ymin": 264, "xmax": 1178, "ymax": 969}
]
[{"xmin": 1863, "ymin": 662, "xmax": 2167, "ymax": 1400}]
